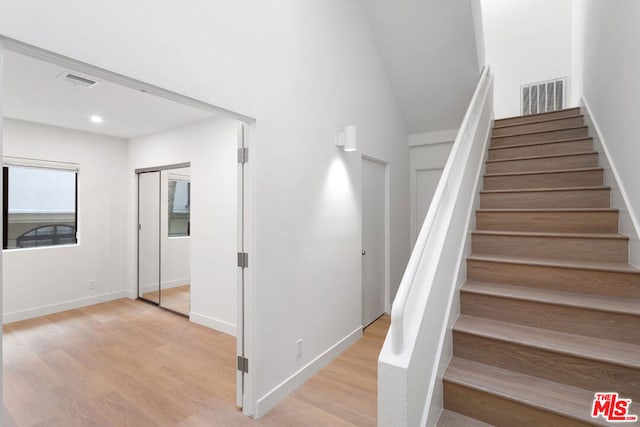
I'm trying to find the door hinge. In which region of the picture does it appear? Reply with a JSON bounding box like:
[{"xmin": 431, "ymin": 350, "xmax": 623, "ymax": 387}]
[
  {"xmin": 237, "ymin": 147, "xmax": 249, "ymax": 164},
  {"xmin": 138, "ymin": 224, "xmax": 142, "ymax": 231},
  {"xmin": 237, "ymin": 356, "xmax": 249, "ymax": 373},
  {"xmin": 237, "ymin": 252, "xmax": 249, "ymax": 268}
]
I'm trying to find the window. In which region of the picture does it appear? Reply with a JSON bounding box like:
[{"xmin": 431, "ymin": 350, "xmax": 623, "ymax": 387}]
[
  {"xmin": 168, "ymin": 178, "xmax": 190, "ymax": 237},
  {"xmin": 3, "ymin": 166, "xmax": 78, "ymax": 249}
]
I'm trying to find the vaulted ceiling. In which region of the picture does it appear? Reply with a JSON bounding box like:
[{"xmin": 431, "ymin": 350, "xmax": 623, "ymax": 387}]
[
  {"xmin": 361, "ymin": 0, "xmax": 481, "ymax": 134},
  {"xmin": 3, "ymin": 2, "xmax": 481, "ymax": 138}
]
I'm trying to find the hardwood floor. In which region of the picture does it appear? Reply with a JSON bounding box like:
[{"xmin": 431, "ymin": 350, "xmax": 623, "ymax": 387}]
[
  {"xmin": 3, "ymin": 299, "xmax": 388, "ymax": 426},
  {"xmin": 142, "ymin": 285, "xmax": 191, "ymax": 316}
]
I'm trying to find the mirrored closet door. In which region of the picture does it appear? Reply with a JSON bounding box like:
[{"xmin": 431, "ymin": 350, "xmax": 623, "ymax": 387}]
[
  {"xmin": 138, "ymin": 171, "xmax": 161, "ymax": 305},
  {"xmin": 160, "ymin": 167, "xmax": 191, "ymax": 315},
  {"xmin": 137, "ymin": 164, "xmax": 191, "ymax": 316}
]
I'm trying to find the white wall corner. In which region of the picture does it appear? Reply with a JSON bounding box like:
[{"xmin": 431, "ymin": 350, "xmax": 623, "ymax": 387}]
[
  {"xmin": 570, "ymin": 0, "xmax": 585, "ymax": 106},
  {"xmin": 470, "ymin": 0, "xmax": 486, "ymax": 71},
  {"xmin": 581, "ymin": 97, "xmax": 640, "ymax": 268},
  {"xmin": 189, "ymin": 312, "xmax": 237, "ymax": 337},
  {"xmin": 408, "ymin": 129, "xmax": 459, "ymax": 147},
  {"xmin": 255, "ymin": 326, "xmax": 362, "ymax": 418}
]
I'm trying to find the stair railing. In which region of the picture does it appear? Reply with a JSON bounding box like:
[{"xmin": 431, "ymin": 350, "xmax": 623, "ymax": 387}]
[{"xmin": 379, "ymin": 66, "xmax": 494, "ymax": 426}]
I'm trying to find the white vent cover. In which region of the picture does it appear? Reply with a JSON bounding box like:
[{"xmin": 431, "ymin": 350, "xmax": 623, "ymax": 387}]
[
  {"xmin": 58, "ymin": 71, "xmax": 101, "ymax": 88},
  {"xmin": 521, "ymin": 77, "xmax": 566, "ymax": 115}
]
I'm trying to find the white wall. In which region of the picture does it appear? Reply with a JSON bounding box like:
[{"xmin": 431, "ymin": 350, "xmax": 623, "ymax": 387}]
[
  {"xmin": 2, "ymin": 118, "xmax": 129, "ymax": 322},
  {"xmin": 129, "ymin": 118, "xmax": 238, "ymax": 334},
  {"xmin": 571, "ymin": 0, "xmax": 640, "ymax": 267},
  {"xmin": 0, "ymin": 0, "xmax": 410, "ymax": 415},
  {"xmin": 481, "ymin": 0, "xmax": 573, "ymax": 118},
  {"xmin": 408, "ymin": 130, "xmax": 456, "ymax": 247},
  {"xmin": 569, "ymin": 0, "xmax": 585, "ymax": 107},
  {"xmin": 471, "ymin": 0, "xmax": 486, "ymax": 71}
]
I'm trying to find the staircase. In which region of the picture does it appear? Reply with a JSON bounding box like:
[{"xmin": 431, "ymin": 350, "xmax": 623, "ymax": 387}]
[{"xmin": 438, "ymin": 107, "xmax": 640, "ymax": 426}]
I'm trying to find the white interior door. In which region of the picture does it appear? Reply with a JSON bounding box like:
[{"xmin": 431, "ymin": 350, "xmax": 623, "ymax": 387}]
[
  {"xmin": 362, "ymin": 158, "xmax": 386, "ymax": 327},
  {"xmin": 138, "ymin": 171, "xmax": 160, "ymax": 303}
]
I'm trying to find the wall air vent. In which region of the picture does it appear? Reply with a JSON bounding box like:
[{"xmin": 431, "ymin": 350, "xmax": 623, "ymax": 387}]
[
  {"xmin": 58, "ymin": 72, "xmax": 101, "ymax": 88},
  {"xmin": 521, "ymin": 77, "xmax": 566, "ymax": 115}
]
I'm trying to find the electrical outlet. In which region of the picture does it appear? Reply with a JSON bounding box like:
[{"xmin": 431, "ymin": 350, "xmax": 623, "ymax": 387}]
[
  {"xmin": 296, "ymin": 338, "xmax": 303, "ymax": 358},
  {"xmin": 88, "ymin": 280, "xmax": 96, "ymax": 290}
]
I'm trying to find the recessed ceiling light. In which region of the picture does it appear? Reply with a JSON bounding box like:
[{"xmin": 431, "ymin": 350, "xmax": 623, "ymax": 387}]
[{"xmin": 90, "ymin": 115, "xmax": 103, "ymax": 124}]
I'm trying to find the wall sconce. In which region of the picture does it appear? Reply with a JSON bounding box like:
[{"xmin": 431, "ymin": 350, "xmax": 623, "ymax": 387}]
[{"xmin": 335, "ymin": 125, "xmax": 357, "ymax": 152}]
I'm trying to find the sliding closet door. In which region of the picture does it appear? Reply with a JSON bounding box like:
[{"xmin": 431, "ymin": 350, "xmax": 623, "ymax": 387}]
[
  {"xmin": 160, "ymin": 167, "xmax": 191, "ymax": 315},
  {"xmin": 138, "ymin": 171, "xmax": 161, "ymax": 303}
]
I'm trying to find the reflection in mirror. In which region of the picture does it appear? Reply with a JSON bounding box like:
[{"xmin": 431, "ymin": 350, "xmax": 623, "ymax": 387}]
[
  {"xmin": 161, "ymin": 167, "xmax": 191, "ymax": 315},
  {"xmin": 168, "ymin": 177, "xmax": 190, "ymax": 237}
]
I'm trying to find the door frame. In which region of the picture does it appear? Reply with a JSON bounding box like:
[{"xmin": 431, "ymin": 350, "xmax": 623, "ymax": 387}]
[
  {"xmin": 0, "ymin": 38, "xmax": 257, "ymax": 416},
  {"xmin": 361, "ymin": 154, "xmax": 391, "ymax": 315}
]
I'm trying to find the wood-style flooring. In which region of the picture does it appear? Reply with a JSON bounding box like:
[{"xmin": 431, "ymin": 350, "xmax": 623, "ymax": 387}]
[
  {"xmin": 142, "ymin": 285, "xmax": 191, "ymax": 316},
  {"xmin": 3, "ymin": 298, "xmax": 388, "ymax": 426}
]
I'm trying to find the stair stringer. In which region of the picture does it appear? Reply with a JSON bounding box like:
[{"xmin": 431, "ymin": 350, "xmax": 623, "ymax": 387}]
[{"xmin": 582, "ymin": 96, "xmax": 640, "ymax": 268}]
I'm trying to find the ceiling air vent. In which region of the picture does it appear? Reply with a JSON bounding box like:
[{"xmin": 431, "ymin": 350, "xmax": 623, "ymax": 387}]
[
  {"xmin": 521, "ymin": 77, "xmax": 566, "ymax": 115},
  {"xmin": 58, "ymin": 72, "xmax": 101, "ymax": 88}
]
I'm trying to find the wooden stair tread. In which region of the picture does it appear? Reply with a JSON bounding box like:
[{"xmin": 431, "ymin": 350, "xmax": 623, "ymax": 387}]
[
  {"xmin": 493, "ymin": 114, "xmax": 584, "ymax": 130},
  {"xmin": 494, "ymin": 107, "xmax": 581, "ymax": 126},
  {"xmin": 485, "ymin": 151, "xmax": 596, "ymax": 164},
  {"xmin": 445, "ymin": 111, "xmax": 640, "ymax": 425},
  {"xmin": 488, "ymin": 137, "xmax": 593, "ymax": 151},
  {"xmin": 476, "ymin": 208, "xmax": 618, "ymax": 213},
  {"xmin": 454, "ymin": 315, "xmax": 640, "ymax": 369},
  {"xmin": 481, "ymin": 186, "xmax": 609, "ymax": 194},
  {"xmin": 445, "ymin": 358, "xmax": 611, "ymax": 426},
  {"xmin": 485, "ymin": 166, "xmax": 603, "ymax": 178},
  {"xmin": 468, "ymin": 253, "xmax": 640, "ymax": 274},
  {"xmin": 491, "ymin": 125, "xmax": 587, "ymax": 140},
  {"xmin": 463, "ymin": 281, "xmax": 640, "ymax": 315},
  {"xmin": 472, "ymin": 230, "xmax": 627, "ymax": 240},
  {"xmin": 438, "ymin": 409, "xmax": 493, "ymax": 427}
]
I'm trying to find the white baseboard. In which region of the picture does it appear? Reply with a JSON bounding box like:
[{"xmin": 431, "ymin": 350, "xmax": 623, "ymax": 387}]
[
  {"xmin": 581, "ymin": 97, "xmax": 640, "ymax": 268},
  {"xmin": 255, "ymin": 326, "xmax": 363, "ymax": 418},
  {"xmin": 3, "ymin": 290, "xmax": 130, "ymax": 324},
  {"xmin": 189, "ymin": 311, "xmax": 236, "ymax": 336}
]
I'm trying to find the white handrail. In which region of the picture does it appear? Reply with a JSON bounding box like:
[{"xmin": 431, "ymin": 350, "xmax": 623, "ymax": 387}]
[{"xmin": 390, "ymin": 65, "xmax": 491, "ymax": 354}]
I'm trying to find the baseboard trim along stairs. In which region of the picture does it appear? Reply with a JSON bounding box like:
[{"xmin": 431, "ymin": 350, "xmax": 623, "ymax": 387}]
[{"xmin": 438, "ymin": 107, "xmax": 640, "ymax": 426}]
